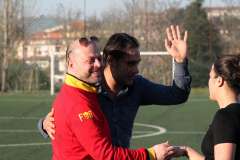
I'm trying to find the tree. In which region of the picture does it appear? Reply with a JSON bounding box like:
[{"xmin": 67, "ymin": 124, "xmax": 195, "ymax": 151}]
[
  {"xmin": 6, "ymin": 60, "xmax": 49, "ymax": 91},
  {"xmin": 1, "ymin": 0, "xmax": 24, "ymax": 92},
  {"xmin": 183, "ymin": 0, "xmax": 222, "ymax": 87},
  {"xmin": 219, "ymin": 0, "xmax": 240, "ymax": 55}
]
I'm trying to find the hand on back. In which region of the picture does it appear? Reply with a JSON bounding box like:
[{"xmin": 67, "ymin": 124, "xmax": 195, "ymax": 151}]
[{"xmin": 43, "ymin": 108, "xmax": 55, "ymax": 140}]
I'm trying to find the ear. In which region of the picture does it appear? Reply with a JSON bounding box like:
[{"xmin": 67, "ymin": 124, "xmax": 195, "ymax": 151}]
[{"xmin": 217, "ymin": 76, "xmax": 224, "ymax": 87}]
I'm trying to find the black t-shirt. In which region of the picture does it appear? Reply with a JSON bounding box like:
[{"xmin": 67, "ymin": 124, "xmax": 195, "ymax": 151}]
[{"xmin": 201, "ymin": 103, "xmax": 240, "ymax": 160}]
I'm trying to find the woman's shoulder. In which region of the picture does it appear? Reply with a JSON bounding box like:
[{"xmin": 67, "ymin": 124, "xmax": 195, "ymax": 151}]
[
  {"xmin": 219, "ymin": 103, "xmax": 240, "ymax": 115},
  {"xmin": 213, "ymin": 103, "xmax": 240, "ymax": 127}
]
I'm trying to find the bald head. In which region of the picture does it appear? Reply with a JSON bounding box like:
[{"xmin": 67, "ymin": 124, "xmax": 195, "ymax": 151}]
[
  {"xmin": 66, "ymin": 38, "xmax": 99, "ymax": 65},
  {"xmin": 66, "ymin": 37, "xmax": 102, "ymax": 84}
]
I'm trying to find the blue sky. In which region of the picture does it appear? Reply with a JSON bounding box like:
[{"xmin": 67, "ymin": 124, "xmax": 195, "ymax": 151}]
[
  {"xmin": 26, "ymin": 0, "xmax": 226, "ymax": 18},
  {"xmin": 26, "ymin": 0, "xmax": 119, "ymax": 17}
]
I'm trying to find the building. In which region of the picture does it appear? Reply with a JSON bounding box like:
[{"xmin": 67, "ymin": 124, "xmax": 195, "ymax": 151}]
[
  {"xmin": 17, "ymin": 20, "xmax": 85, "ymax": 82},
  {"xmin": 205, "ymin": 6, "xmax": 240, "ymax": 19}
]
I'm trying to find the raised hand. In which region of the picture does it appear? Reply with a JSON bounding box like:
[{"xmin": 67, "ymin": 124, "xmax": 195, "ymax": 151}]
[
  {"xmin": 43, "ymin": 108, "xmax": 55, "ymax": 140},
  {"xmin": 165, "ymin": 25, "xmax": 188, "ymax": 63}
]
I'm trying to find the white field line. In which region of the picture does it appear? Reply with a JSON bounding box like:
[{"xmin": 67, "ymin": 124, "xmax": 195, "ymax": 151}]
[
  {"xmin": 132, "ymin": 123, "xmax": 166, "ymax": 139},
  {"xmin": 0, "ymin": 123, "xmax": 204, "ymax": 147},
  {"xmin": 0, "ymin": 129, "xmax": 205, "ymax": 134},
  {"xmin": 0, "ymin": 116, "xmax": 40, "ymax": 120},
  {"xmin": 188, "ymin": 98, "xmax": 209, "ymax": 102},
  {"xmin": 0, "ymin": 98, "xmax": 209, "ymax": 102},
  {"xmin": 133, "ymin": 131, "xmax": 205, "ymax": 134},
  {"xmin": 0, "ymin": 130, "xmax": 39, "ymax": 133},
  {"xmin": 0, "ymin": 99, "xmax": 51, "ymax": 102},
  {"xmin": 0, "ymin": 130, "xmax": 205, "ymax": 147},
  {"xmin": 164, "ymin": 131, "xmax": 205, "ymax": 134},
  {"xmin": 0, "ymin": 142, "xmax": 50, "ymax": 147},
  {"xmin": 133, "ymin": 131, "xmax": 156, "ymax": 133}
]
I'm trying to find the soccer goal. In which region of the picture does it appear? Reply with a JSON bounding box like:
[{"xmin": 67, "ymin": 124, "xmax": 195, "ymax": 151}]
[{"xmin": 139, "ymin": 51, "xmax": 174, "ymax": 84}]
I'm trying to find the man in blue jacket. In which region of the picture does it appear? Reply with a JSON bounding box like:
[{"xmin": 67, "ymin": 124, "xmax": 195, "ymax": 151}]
[{"xmin": 38, "ymin": 25, "xmax": 191, "ymax": 148}]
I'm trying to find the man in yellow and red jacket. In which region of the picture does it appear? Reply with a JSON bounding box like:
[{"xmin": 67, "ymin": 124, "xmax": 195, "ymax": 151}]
[{"xmin": 51, "ymin": 37, "xmax": 177, "ymax": 160}]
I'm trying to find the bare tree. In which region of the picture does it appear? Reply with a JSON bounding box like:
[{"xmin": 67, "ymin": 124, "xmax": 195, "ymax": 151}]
[
  {"xmin": 122, "ymin": 0, "xmax": 140, "ymax": 35},
  {"xmin": 220, "ymin": 0, "xmax": 240, "ymax": 54},
  {"xmin": 1, "ymin": 0, "xmax": 24, "ymax": 92}
]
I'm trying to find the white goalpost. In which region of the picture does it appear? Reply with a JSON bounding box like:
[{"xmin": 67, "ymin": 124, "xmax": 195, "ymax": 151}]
[
  {"xmin": 50, "ymin": 51, "xmax": 173, "ymax": 95},
  {"xmin": 140, "ymin": 51, "xmax": 174, "ymax": 76},
  {"xmin": 50, "ymin": 53, "xmax": 55, "ymax": 95}
]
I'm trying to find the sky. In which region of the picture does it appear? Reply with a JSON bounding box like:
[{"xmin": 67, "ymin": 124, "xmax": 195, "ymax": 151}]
[
  {"xmin": 25, "ymin": 0, "xmax": 119, "ymax": 18},
  {"xmin": 25, "ymin": 0, "xmax": 227, "ymax": 18}
]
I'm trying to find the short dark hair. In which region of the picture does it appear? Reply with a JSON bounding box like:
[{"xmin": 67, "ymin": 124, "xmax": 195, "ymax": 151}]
[
  {"xmin": 213, "ymin": 54, "xmax": 240, "ymax": 94},
  {"xmin": 102, "ymin": 33, "xmax": 139, "ymax": 66}
]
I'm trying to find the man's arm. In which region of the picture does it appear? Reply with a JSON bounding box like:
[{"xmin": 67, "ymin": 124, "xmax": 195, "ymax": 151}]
[
  {"xmin": 174, "ymin": 59, "xmax": 191, "ymax": 91},
  {"xmin": 138, "ymin": 62, "xmax": 191, "ymax": 105},
  {"xmin": 37, "ymin": 118, "xmax": 49, "ymax": 138},
  {"xmin": 37, "ymin": 108, "xmax": 55, "ymax": 139},
  {"xmin": 165, "ymin": 25, "xmax": 191, "ymax": 93},
  {"xmin": 139, "ymin": 25, "xmax": 191, "ymax": 105},
  {"xmin": 68, "ymin": 101, "xmax": 175, "ymax": 160}
]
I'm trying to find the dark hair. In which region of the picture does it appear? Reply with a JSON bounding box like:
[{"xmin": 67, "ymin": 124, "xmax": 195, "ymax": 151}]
[
  {"xmin": 102, "ymin": 33, "xmax": 139, "ymax": 66},
  {"xmin": 213, "ymin": 54, "xmax": 240, "ymax": 94},
  {"xmin": 66, "ymin": 36, "xmax": 99, "ymax": 65}
]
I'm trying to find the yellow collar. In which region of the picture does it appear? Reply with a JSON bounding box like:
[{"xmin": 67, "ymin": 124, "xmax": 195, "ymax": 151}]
[{"xmin": 65, "ymin": 74, "xmax": 97, "ymax": 93}]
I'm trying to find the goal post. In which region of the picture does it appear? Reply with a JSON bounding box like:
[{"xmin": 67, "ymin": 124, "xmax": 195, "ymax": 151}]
[
  {"xmin": 50, "ymin": 53, "xmax": 55, "ymax": 95},
  {"xmin": 139, "ymin": 51, "xmax": 174, "ymax": 79}
]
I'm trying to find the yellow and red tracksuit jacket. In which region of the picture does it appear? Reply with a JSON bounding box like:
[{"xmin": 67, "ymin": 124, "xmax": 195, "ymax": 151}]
[{"xmin": 52, "ymin": 74, "xmax": 154, "ymax": 160}]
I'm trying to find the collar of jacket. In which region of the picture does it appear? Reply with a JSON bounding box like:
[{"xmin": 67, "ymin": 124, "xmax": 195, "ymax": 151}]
[
  {"xmin": 98, "ymin": 76, "xmax": 130, "ymax": 98},
  {"xmin": 65, "ymin": 73, "xmax": 97, "ymax": 93}
]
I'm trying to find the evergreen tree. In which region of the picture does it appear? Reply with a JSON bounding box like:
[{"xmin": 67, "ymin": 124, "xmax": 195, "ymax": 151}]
[{"xmin": 183, "ymin": 0, "xmax": 222, "ymax": 87}]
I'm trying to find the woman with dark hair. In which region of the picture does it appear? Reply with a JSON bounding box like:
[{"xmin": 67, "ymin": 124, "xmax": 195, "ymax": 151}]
[{"xmin": 175, "ymin": 55, "xmax": 240, "ymax": 160}]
